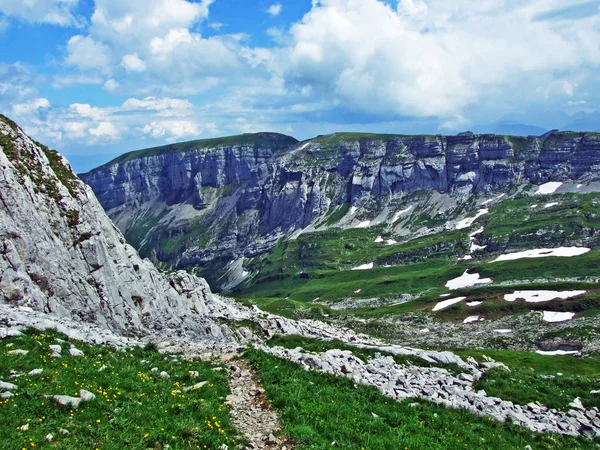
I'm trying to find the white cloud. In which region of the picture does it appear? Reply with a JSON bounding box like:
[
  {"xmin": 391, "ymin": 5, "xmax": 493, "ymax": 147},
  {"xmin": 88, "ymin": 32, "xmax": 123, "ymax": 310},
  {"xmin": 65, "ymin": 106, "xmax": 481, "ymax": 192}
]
[
  {"xmin": 122, "ymin": 97, "xmax": 193, "ymax": 116},
  {"xmin": 275, "ymin": 0, "xmax": 600, "ymax": 122},
  {"xmin": 121, "ymin": 53, "xmax": 146, "ymax": 72},
  {"xmin": 12, "ymin": 98, "xmax": 50, "ymax": 117},
  {"xmin": 104, "ymin": 79, "xmax": 119, "ymax": 92},
  {"xmin": 267, "ymin": 3, "xmax": 282, "ymax": 16},
  {"xmin": 0, "ymin": 0, "xmax": 83, "ymax": 27},
  {"xmin": 89, "ymin": 121, "xmax": 120, "ymax": 142},
  {"xmin": 65, "ymin": 35, "xmax": 112, "ymax": 71},
  {"xmin": 141, "ymin": 120, "xmax": 200, "ymax": 141}
]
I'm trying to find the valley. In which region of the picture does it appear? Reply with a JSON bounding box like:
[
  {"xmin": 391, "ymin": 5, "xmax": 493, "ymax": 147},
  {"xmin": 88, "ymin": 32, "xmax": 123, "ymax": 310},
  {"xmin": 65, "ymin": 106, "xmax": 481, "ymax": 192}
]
[{"xmin": 1, "ymin": 114, "xmax": 599, "ymax": 448}]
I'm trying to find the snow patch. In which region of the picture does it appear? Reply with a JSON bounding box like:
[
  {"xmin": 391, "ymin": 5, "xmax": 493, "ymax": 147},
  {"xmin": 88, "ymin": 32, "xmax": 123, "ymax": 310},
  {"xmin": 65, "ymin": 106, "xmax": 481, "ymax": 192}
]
[
  {"xmin": 544, "ymin": 202, "xmax": 559, "ymax": 209},
  {"xmin": 432, "ymin": 297, "xmax": 466, "ymax": 312},
  {"xmin": 349, "ymin": 206, "xmax": 357, "ymax": 215},
  {"xmin": 504, "ymin": 290, "xmax": 586, "ymax": 303},
  {"xmin": 354, "ymin": 289, "xmax": 362, "ymax": 294},
  {"xmin": 455, "ymin": 209, "xmax": 489, "ymax": 230},
  {"xmin": 445, "ymin": 271, "xmax": 493, "ymax": 290},
  {"xmin": 491, "ymin": 247, "xmax": 590, "ymax": 263},
  {"xmin": 469, "ymin": 227, "xmax": 485, "ymax": 238},
  {"xmin": 481, "ymin": 194, "xmax": 506, "ymax": 205},
  {"xmin": 493, "ymin": 329, "xmax": 512, "ymax": 334},
  {"xmin": 466, "ymin": 301, "xmax": 483, "ymax": 307},
  {"xmin": 536, "ymin": 350, "xmax": 580, "ymax": 356},
  {"xmin": 242, "ymin": 270, "xmax": 249, "ymax": 278},
  {"xmin": 542, "ymin": 311, "xmax": 575, "ymax": 322},
  {"xmin": 463, "ymin": 316, "xmax": 481, "ymax": 324},
  {"xmin": 387, "ymin": 239, "xmax": 397, "ymax": 246},
  {"xmin": 537, "ymin": 182, "xmax": 563, "ymax": 195},
  {"xmin": 530, "ymin": 204, "xmax": 538, "ymax": 209},
  {"xmin": 392, "ymin": 206, "xmax": 412, "ymax": 223},
  {"xmin": 352, "ymin": 263, "xmax": 374, "ymax": 271},
  {"xmin": 355, "ymin": 220, "xmax": 371, "ymax": 229},
  {"xmin": 375, "ymin": 236, "xmax": 384, "ymax": 243},
  {"xmin": 439, "ymin": 294, "xmax": 452, "ymax": 298}
]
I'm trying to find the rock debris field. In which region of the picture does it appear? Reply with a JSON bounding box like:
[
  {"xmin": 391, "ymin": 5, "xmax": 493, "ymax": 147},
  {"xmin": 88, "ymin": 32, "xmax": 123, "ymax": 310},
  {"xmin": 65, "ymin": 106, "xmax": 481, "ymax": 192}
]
[{"xmin": 261, "ymin": 345, "xmax": 600, "ymax": 440}]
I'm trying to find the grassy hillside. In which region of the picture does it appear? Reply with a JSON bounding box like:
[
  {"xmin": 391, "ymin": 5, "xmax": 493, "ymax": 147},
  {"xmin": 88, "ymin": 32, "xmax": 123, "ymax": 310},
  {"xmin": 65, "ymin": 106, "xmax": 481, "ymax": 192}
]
[{"xmin": 0, "ymin": 329, "xmax": 244, "ymax": 449}]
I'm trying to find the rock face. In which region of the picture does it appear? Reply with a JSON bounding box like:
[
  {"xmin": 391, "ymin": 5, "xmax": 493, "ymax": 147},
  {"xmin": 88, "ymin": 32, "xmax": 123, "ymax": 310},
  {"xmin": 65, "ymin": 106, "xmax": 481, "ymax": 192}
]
[
  {"xmin": 81, "ymin": 131, "xmax": 600, "ymax": 290},
  {"xmin": 0, "ymin": 115, "xmax": 251, "ymax": 343}
]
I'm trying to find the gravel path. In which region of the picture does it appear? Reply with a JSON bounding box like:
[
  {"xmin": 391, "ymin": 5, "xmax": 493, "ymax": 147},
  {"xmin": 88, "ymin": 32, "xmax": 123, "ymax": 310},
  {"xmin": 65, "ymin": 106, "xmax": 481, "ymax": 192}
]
[{"xmin": 225, "ymin": 358, "xmax": 294, "ymax": 450}]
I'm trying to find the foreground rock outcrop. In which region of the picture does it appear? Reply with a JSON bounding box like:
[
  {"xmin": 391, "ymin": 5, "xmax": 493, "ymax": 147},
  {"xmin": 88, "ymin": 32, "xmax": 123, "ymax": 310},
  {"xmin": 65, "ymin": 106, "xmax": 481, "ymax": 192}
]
[{"xmin": 0, "ymin": 115, "xmax": 253, "ymax": 344}]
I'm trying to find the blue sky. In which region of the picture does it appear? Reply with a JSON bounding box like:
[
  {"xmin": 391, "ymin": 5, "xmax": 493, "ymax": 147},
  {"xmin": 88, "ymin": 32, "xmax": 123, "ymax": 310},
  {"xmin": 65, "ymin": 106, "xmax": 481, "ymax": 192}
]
[{"xmin": 0, "ymin": 0, "xmax": 599, "ymax": 172}]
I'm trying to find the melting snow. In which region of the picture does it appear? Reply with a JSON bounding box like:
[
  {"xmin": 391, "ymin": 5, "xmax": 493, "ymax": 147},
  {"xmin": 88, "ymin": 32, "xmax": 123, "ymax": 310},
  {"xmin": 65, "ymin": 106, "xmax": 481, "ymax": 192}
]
[
  {"xmin": 440, "ymin": 294, "xmax": 452, "ymax": 298},
  {"xmin": 375, "ymin": 236, "xmax": 384, "ymax": 243},
  {"xmin": 392, "ymin": 206, "xmax": 412, "ymax": 223},
  {"xmin": 242, "ymin": 270, "xmax": 249, "ymax": 278},
  {"xmin": 494, "ymin": 329, "xmax": 513, "ymax": 334},
  {"xmin": 432, "ymin": 297, "xmax": 466, "ymax": 312},
  {"xmin": 419, "ymin": 328, "xmax": 430, "ymax": 333},
  {"xmin": 354, "ymin": 289, "xmax": 362, "ymax": 294},
  {"xmin": 544, "ymin": 202, "xmax": 559, "ymax": 209},
  {"xmin": 445, "ymin": 271, "xmax": 493, "ymax": 290},
  {"xmin": 349, "ymin": 206, "xmax": 357, "ymax": 215},
  {"xmin": 577, "ymin": 184, "xmax": 583, "ymax": 189},
  {"xmin": 463, "ymin": 315, "xmax": 481, "ymax": 324},
  {"xmin": 530, "ymin": 204, "xmax": 539, "ymax": 209},
  {"xmin": 458, "ymin": 255, "xmax": 473, "ymax": 261},
  {"xmin": 491, "ymin": 247, "xmax": 590, "ymax": 263},
  {"xmin": 466, "ymin": 301, "xmax": 483, "ymax": 307},
  {"xmin": 537, "ymin": 182, "xmax": 563, "ymax": 195},
  {"xmin": 536, "ymin": 350, "xmax": 580, "ymax": 356},
  {"xmin": 455, "ymin": 209, "xmax": 489, "ymax": 230},
  {"xmin": 355, "ymin": 220, "xmax": 371, "ymax": 229},
  {"xmin": 542, "ymin": 311, "xmax": 575, "ymax": 322},
  {"xmin": 387, "ymin": 239, "xmax": 397, "ymax": 246},
  {"xmin": 481, "ymin": 194, "xmax": 506, "ymax": 205},
  {"xmin": 469, "ymin": 227, "xmax": 484, "ymax": 238},
  {"xmin": 504, "ymin": 290, "xmax": 586, "ymax": 303},
  {"xmin": 352, "ymin": 263, "xmax": 374, "ymax": 271}
]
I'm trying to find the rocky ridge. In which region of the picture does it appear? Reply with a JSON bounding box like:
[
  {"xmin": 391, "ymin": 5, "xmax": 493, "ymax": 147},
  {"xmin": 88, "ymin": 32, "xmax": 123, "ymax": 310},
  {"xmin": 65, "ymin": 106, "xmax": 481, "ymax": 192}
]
[{"xmin": 81, "ymin": 131, "xmax": 600, "ymax": 289}]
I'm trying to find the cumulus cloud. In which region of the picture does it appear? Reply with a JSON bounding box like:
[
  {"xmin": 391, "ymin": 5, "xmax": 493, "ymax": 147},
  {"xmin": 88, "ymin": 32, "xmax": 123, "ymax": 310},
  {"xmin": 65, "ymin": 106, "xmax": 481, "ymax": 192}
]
[
  {"xmin": 276, "ymin": 0, "xmax": 600, "ymax": 122},
  {"xmin": 267, "ymin": 3, "xmax": 283, "ymax": 16},
  {"xmin": 65, "ymin": 36, "xmax": 112, "ymax": 71},
  {"xmin": 121, "ymin": 53, "xmax": 146, "ymax": 72},
  {"xmin": 141, "ymin": 120, "xmax": 200, "ymax": 141},
  {"xmin": 0, "ymin": 0, "xmax": 83, "ymax": 27}
]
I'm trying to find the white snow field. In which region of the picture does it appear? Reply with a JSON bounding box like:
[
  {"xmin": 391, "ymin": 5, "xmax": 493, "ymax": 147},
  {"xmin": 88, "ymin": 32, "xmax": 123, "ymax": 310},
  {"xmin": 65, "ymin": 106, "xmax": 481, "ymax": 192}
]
[
  {"xmin": 463, "ymin": 316, "xmax": 481, "ymax": 324},
  {"xmin": 455, "ymin": 209, "xmax": 489, "ymax": 230},
  {"xmin": 536, "ymin": 182, "xmax": 563, "ymax": 195},
  {"xmin": 352, "ymin": 262, "xmax": 374, "ymax": 271},
  {"xmin": 536, "ymin": 350, "xmax": 580, "ymax": 356},
  {"xmin": 466, "ymin": 301, "xmax": 483, "ymax": 307},
  {"xmin": 432, "ymin": 297, "xmax": 466, "ymax": 312},
  {"xmin": 491, "ymin": 247, "xmax": 590, "ymax": 263},
  {"xmin": 392, "ymin": 206, "xmax": 412, "ymax": 223},
  {"xmin": 504, "ymin": 290, "xmax": 587, "ymax": 303},
  {"xmin": 542, "ymin": 311, "xmax": 575, "ymax": 322},
  {"xmin": 446, "ymin": 271, "xmax": 493, "ymax": 290}
]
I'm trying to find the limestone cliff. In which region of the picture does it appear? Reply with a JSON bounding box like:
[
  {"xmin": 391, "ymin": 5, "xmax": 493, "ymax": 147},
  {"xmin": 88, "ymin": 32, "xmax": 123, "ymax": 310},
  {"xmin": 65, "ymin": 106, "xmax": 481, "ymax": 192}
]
[
  {"xmin": 0, "ymin": 115, "xmax": 254, "ymax": 343},
  {"xmin": 81, "ymin": 130, "xmax": 600, "ymax": 289}
]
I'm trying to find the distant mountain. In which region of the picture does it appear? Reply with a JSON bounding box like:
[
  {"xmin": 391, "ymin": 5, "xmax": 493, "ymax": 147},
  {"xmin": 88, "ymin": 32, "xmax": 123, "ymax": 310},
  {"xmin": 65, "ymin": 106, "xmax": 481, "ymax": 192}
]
[
  {"xmin": 490, "ymin": 122, "xmax": 547, "ymax": 136},
  {"xmin": 562, "ymin": 111, "xmax": 600, "ymax": 132},
  {"xmin": 81, "ymin": 130, "xmax": 600, "ymax": 291}
]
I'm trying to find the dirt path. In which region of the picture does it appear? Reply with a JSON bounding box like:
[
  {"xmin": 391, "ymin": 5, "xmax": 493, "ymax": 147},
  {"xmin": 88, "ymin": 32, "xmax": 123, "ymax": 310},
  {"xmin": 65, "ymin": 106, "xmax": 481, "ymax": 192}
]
[{"xmin": 225, "ymin": 358, "xmax": 294, "ymax": 450}]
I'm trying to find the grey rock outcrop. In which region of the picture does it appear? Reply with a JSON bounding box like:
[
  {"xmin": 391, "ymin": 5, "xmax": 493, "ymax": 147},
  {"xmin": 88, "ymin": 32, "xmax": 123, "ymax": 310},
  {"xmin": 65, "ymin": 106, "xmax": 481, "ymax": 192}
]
[
  {"xmin": 81, "ymin": 131, "xmax": 600, "ymax": 290},
  {"xmin": 0, "ymin": 115, "xmax": 252, "ymax": 344},
  {"xmin": 262, "ymin": 345, "xmax": 600, "ymax": 439}
]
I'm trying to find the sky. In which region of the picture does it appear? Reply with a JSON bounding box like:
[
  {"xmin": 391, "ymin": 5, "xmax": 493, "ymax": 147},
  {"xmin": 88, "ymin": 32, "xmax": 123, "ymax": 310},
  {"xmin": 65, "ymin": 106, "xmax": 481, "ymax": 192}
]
[{"xmin": 0, "ymin": 0, "xmax": 599, "ymax": 172}]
